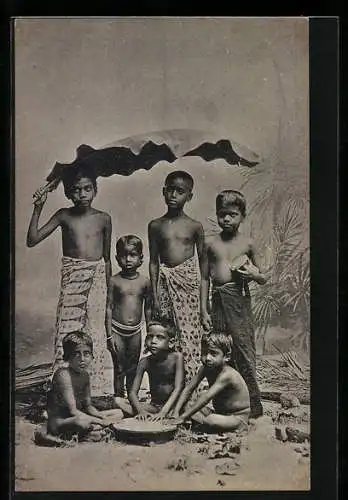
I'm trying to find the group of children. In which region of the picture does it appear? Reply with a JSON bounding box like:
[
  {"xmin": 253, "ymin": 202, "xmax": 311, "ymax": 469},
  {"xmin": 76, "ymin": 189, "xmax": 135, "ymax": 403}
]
[{"xmin": 27, "ymin": 165, "xmax": 267, "ymax": 440}]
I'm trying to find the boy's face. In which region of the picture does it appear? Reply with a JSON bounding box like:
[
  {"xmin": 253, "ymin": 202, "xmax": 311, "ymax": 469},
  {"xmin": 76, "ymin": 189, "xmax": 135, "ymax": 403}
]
[
  {"xmin": 117, "ymin": 245, "xmax": 142, "ymax": 272},
  {"xmin": 69, "ymin": 177, "xmax": 96, "ymax": 208},
  {"xmin": 163, "ymin": 178, "xmax": 193, "ymax": 209},
  {"xmin": 145, "ymin": 325, "xmax": 171, "ymax": 355},
  {"xmin": 201, "ymin": 344, "xmax": 229, "ymax": 370},
  {"xmin": 68, "ymin": 344, "xmax": 93, "ymax": 373},
  {"xmin": 216, "ymin": 204, "xmax": 244, "ymax": 233}
]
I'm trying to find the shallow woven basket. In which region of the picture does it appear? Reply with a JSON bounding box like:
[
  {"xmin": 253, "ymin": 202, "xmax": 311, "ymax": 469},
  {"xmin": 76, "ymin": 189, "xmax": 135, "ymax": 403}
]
[{"xmin": 112, "ymin": 418, "xmax": 178, "ymax": 445}]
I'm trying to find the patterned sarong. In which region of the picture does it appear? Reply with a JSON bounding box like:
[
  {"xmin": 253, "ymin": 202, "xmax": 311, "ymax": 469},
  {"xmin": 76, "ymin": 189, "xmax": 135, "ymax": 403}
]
[
  {"xmin": 158, "ymin": 255, "xmax": 203, "ymax": 384},
  {"xmin": 211, "ymin": 282, "xmax": 263, "ymax": 418},
  {"xmin": 53, "ymin": 257, "xmax": 113, "ymax": 396}
]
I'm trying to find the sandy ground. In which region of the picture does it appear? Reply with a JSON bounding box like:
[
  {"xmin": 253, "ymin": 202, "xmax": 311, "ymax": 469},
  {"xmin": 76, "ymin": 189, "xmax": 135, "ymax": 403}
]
[{"xmin": 15, "ymin": 401, "xmax": 310, "ymax": 492}]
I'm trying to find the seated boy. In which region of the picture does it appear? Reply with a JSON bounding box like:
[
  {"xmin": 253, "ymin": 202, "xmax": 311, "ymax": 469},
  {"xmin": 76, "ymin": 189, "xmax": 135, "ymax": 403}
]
[
  {"xmin": 115, "ymin": 320, "xmax": 184, "ymax": 419},
  {"xmin": 46, "ymin": 332, "xmax": 122, "ymax": 440},
  {"xmin": 172, "ymin": 332, "xmax": 250, "ymax": 432}
]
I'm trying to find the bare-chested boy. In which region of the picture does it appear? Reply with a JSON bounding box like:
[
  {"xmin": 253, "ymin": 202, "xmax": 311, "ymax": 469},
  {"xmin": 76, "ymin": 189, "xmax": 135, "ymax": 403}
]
[
  {"xmin": 46, "ymin": 332, "xmax": 122, "ymax": 441},
  {"xmin": 202, "ymin": 190, "xmax": 267, "ymax": 418},
  {"xmin": 27, "ymin": 165, "xmax": 113, "ymax": 396},
  {"xmin": 148, "ymin": 170, "xmax": 210, "ymax": 387},
  {"xmin": 172, "ymin": 332, "xmax": 250, "ymax": 431},
  {"xmin": 106, "ymin": 235, "xmax": 152, "ymax": 397},
  {"xmin": 115, "ymin": 320, "xmax": 184, "ymax": 419}
]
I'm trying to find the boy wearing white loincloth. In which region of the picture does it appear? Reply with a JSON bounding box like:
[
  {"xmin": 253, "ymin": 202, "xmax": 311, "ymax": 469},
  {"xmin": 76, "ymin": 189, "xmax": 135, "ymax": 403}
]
[
  {"xmin": 106, "ymin": 235, "xmax": 152, "ymax": 397},
  {"xmin": 27, "ymin": 164, "xmax": 114, "ymax": 396}
]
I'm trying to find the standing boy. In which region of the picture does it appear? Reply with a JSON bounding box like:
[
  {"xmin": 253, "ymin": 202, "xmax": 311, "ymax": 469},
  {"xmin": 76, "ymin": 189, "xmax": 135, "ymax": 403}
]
[
  {"xmin": 27, "ymin": 164, "xmax": 113, "ymax": 396},
  {"xmin": 106, "ymin": 235, "xmax": 152, "ymax": 397},
  {"xmin": 148, "ymin": 171, "xmax": 210, "ymax": 386},
  {"xmin": 202, "ymin": 190, "xmax": 267, "ymax": 418}
]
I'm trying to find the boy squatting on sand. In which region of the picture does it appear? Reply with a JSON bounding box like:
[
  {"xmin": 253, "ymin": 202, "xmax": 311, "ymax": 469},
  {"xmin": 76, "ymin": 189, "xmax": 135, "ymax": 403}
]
[
  {"xmin": 47, "ymin": 332, "xmax": 121, "ymax": 439},
  {"xmin": 172, "ymin": 332, "xmax": 250, "ymax": 431},
  {"xmin": 106, "ymin": 235, "xmax": 152, "ymax": 398},
  {"xmin": 148, "ymin": 170, "xmax": 211, "ymax": 388},
  {"xmin": 202, "ymin": 190, "xmax": 267, "ymax": 419},
  {"xmin": 27, "ymin": 163, "xmax": 113, "ymax": 396},
  {"xmin": 115, "ymin": 320, "xmax": 184, "ymax": 419}
]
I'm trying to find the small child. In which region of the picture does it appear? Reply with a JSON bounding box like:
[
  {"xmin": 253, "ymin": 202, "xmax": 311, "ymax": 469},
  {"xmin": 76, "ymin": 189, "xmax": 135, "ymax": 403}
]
[
  {"xmin": 202, "ymin": 190, "xmax": 267, "ymax": 419},
  {"xmin": 27, "ymin": 164, "xmax": 113, "ymax": 396},
  {"xmin": 148, "ymin": 170, "xmax": 210, "ymax": 388},
  {"xmin": 172, "ymin": 332, "xmax": 250, "ymax": 432},
  {"xmin": 106, "ymin": 235, "xmax": 152, "ymax": 397},
  {"xmin": 47, "ymin": 332, "xmax": 122, "ymax": 439},
  {"xmin": 115, "ymin": 320, "xmax": 184, "ymax": 419}
]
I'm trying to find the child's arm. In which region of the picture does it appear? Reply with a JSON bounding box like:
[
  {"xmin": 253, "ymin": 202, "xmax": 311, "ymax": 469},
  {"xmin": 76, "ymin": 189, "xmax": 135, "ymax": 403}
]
[
  {"xmin": 148, "ymin": 221, "xmax": 161, "ymax": 317},
  {"xmin": 83, "ymin": 376, "xmax": 106, "ymax": 422},
  {"xmin": 238, "ymin": 240, "xmax": 267, "ymax": 285},
  {"xmin": 156, "ymin": 353, "xmax": 185, "ymax": 418},
  {"xmin": 54, "ymin": 369, "xmax": 102, "ymax": 424},
  {"xmin": 179, "ymin": 372, "xmax": 231, "ymax": 422},
  {"xmin": 26, "ymin": 193, "xmax": 62, "ymax": 247},
  {"xmin": 128, "ymin": 357, "xmax": 148, "ymax": 415},
  {"xmin": 196, "ymin": 228, "xmax": 212, "ymax": 331},
  {"xmin": 105, "ymin": 279, "xmax": 116, "ymax": 354},
  {"xmin": 103, "ymin": 214, "xmax": 112, "ymax": 285},
  {"xmin": 143, "ymin": 279, "xmax": 153, "ymax": 327},
  {"xmin": 172, "ymin": 366, "xmax": 205, "ymax": 417}
]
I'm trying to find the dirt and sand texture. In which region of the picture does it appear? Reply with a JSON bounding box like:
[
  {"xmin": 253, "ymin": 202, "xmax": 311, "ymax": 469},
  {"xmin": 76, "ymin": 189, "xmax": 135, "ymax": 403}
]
[{"xmin": 15, "ymin": 352, "xmax": 310, "ymax": 492}]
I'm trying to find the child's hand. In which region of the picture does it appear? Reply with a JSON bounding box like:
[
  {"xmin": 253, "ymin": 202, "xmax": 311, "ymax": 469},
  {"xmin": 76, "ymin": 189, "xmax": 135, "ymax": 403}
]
[
  {"xmin": 151, "ymin": 411, "xmax": 167, "ymax": 422},
  {"xmin": 106, "ymin": 336, "xmax": 116, "ymax": 355},
  {"xmin": 33, "ymin": 187, "xmax": 48, "ymax": 207},
  {"xmin": 169, "ymin": 416, "xmax": 185, "ymax": 426},
  {"xmin": 78, "ymin": 414, "xmax": 103, "ymax": 430},
  {"xmin": 201, "ymin": 310, "xmax": 212, "ymax": 332},
  {"xmin": 136, "ymin": 411, "xmax": 153, "ymax": 422},
  {"xmin": 168, "ymin": 410, "xmax": 180, "ymax": 420},
  {"xmin": 237, "ymin": 261, "xmax": 260, "ymax": 281}
]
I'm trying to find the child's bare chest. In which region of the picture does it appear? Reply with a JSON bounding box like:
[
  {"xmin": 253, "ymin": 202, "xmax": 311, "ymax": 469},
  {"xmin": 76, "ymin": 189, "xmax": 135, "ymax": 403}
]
[
  {"xmin": 113, "ymin": 278, "xmax": 144, "ymax": 300},
  {"xmin": 62, "ymin": 215, "xmax": 104, "ymax": 240},
  {"xmin": 211, "ymin": 238, "xmax": 250, "ymax": 264},
  {"xmin": 148, "ymin": 358, "xmax": 175, "ymax": 382},
  {"xmin": 160, "ymin": 221, "xmax": 194, "ymax": 246}
]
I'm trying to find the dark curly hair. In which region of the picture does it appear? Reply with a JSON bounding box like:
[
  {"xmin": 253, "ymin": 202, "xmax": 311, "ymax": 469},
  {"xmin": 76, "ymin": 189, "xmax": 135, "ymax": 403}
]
[{"xmin": 62, "ymin": 331, "xmax": 94, "ymax": 361}]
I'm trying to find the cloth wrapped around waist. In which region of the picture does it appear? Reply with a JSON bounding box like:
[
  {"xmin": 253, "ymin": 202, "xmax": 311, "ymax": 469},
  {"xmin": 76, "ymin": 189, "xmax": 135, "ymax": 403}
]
[
  {"xmin": 158, "ymin": 254, "xmax": 203, "ymax": 388},
  {"xmin": 111, "ymin": 318, "xmax": 143, "ymax": 337},
  {"xmin": 53, "ymin": 256, "xmax": 114, "ymax": 396}
]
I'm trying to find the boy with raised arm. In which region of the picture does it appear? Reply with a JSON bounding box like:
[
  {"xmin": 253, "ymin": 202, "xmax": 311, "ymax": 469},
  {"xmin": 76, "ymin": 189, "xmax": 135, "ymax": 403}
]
[
  {"xmin": 148, "ymin": 170, "xmax": 210, "ymax": 388},
  {"xmin": 27, "ymin": 164, "xmax": 113, "ymax": 396},
  {"xmin": 114, "ymin": 320, "xmax": 184, "ymax": 419},
  {"xmin": 106, "ymin": 235, "xmax": 152, "ymax": 398},
  {"xmin": 202, "ymin": 190, "xmax": 267, "ymax": 418},
  {"xmin": 173, "ymin": 332, "xmax": 250, "ymax": 432}
]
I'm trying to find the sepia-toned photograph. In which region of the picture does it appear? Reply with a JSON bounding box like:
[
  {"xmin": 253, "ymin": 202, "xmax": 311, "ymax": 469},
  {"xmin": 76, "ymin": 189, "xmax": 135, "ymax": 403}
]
[{"xmin": 14, "ymin": 17, "xmax": 310, "ymax": 491}]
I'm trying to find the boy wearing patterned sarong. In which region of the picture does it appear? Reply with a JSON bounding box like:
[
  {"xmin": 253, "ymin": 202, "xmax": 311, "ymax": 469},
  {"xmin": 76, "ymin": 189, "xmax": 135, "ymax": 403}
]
[
  {"xmin": 148, "ymin": 171, "xmax": 210, "ymax": 387},
  {"xmin": 27, "ymin": 164, "xmax": 114, "ymax": 396},
  {"xmin": 106, "ymin": 235, "xmax": 152, "ymax": 397},
  {"xmin": 203, "ymin": 190, "xmax": 267, "ymax": 419}
]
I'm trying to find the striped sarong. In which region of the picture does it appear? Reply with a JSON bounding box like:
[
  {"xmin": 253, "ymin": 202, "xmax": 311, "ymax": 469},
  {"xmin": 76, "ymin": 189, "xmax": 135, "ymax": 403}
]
[{"xmin": 53, "ymin": 256, "xmax": 113, "ymax": 396}]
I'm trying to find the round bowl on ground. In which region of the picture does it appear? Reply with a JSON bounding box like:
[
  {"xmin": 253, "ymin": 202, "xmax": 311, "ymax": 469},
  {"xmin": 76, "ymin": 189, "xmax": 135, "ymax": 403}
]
[{"xmin": 112, "ymin": 417, "xmax": 178, "ymax": 445}]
